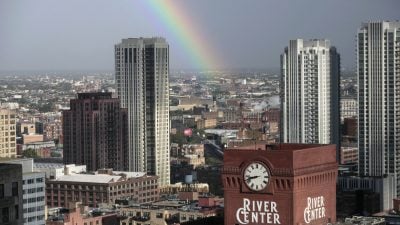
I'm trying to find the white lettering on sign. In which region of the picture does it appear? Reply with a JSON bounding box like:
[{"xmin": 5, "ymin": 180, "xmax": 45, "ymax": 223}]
[
  {"xmin": 235, "ymin": 198, "xmax": 281, "ymax": 224},
  {"xmin": 304, "ymin": 196, "xmax": 326, "ymax": 224}
]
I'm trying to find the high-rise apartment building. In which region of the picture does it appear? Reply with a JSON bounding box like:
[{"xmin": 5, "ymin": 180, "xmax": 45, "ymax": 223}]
[
  {"xmin": 280, "ymin": 39, "xmax": 340, "ymax": 149},
  {"xmin": 0, "ymin": 108, "xmax": 17, "ymax": 158},
  {"xmin": 358, "ymin": 21, "xmax": 400, "ymax": 195},
  {"xmin": 115, "ymin": 38, "xmax": 170, "ymax": 186},
  {"xmin": 63, "ymin": 92, "xmax": 128, "ymax": 171}
]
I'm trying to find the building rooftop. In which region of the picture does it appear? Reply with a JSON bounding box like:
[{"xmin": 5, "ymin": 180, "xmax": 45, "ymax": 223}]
[
  {"xmin": 224, "ymin": 143, "xmax": 337, "ymax": 170},
  {"xmin": 47, "ymin": 203, "xmax": 118, "ymax": 223},
  {"xmin": 336, "ymin": 216, "xmax": 386, "ymax": 225},
  {"xmin": 77, "ymin": 92, "xmax": 112, "ymax": 100},
  {"xmin": 54, "ymin": 174, "xmax": 122, "ymax": 184},
  {"xmin": 34, "ymin": 163, "xmax": 64, "ymax": 169},
  {"xmin": 111, "ymin": 171, "xmax": 146, "ymax": 179},
  {"xmin": 204, "ymin": 129, "xmax": 238, "ymax": 136},
  {"xmin": 151, "ymin": 200, "xmax": 187, "ymax": 208}
]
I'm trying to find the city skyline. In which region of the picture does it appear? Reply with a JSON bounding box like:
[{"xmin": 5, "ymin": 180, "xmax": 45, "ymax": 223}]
[
  {"xmin": 1, "ymin": 1, "xmax": 400, "ymax": 224},
  {"xmin": 0, "ymin": 0, "xmax": 398, "ymax": 71}
]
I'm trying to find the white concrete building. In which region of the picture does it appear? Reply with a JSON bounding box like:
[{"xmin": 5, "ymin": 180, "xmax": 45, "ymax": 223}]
[
  {"xmin": 115, "ymin": 38, "xmax": 170, "ymax": 186},
  {"xmin": 280, "ymin": 39, "xmax": 340, "ymax": 148},
  {"xmin": 6, "ymin": 158, "xmax": 46, "ymax": 225},
  {"xmin": 357, "ymin": 21, "xmax": 400, "ymax": 196},
  {"xmin": 34, "ymin": 163, "xmax": 87, "ymax": 179}
]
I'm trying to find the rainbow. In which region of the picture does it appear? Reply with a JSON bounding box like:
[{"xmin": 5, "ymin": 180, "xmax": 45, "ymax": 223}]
[{"xmin": 142, "ymin": 0, "xmax": 221, "ymax": 70}]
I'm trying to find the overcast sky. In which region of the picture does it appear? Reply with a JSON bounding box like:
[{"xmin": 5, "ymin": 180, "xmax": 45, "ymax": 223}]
[{"xmin": 0, "ymin": 0, "xmax": 398, "ymax": 71}]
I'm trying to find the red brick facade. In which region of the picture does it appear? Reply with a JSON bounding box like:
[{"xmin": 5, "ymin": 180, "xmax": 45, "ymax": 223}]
[
  {"xmin": 46, "ymin": 174, "xmax": 159, "ymax": 208},
  {"xmin": 222, "ymin": 143, "xmax": 337, "ymax": 225}
]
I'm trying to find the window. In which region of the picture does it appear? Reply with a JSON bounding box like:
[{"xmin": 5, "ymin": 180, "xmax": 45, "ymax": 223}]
[
  {"xmin": 14, "ymin": 205, "xmax": 19, "ymax": 220},
  {"xmin": 0, "ymin": 184, "xmax": 4, "ymax": 199},
  {"xmin": 2, "ymin": 207, "xmax": 9, "ymax": 223},
  {"xmin": 12, "ymin": 182, "xmax": 18, "ymax": 196}
]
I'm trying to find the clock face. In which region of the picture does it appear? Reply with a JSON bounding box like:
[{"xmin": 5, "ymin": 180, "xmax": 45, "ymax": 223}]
[{"xmin": 244, "ymin": 162, "xmax": 269, "ymax": 191}]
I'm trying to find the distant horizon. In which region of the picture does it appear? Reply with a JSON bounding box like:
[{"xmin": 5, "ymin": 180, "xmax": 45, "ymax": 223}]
[
  {"xmin": 1, "ymin": 0, "xmax": 398, "ymax": 71},
  {"xmin": 0, "ymin": 66, "xmax": 358, "ymax": 75}
]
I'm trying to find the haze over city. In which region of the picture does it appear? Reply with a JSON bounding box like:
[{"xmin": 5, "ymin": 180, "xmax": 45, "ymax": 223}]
[{"xmin": 0, "ymin": 0, "xmax": 399, "ymax": 71}]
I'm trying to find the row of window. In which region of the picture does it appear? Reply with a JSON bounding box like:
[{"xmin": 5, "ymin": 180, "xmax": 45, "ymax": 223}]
[
  {"xmin": 23, "ymin": 196, "xmax": 45, "ymax": 204},
  {"xmin": 0, "ymin": 127, "xmax": 16, "ymax": 132},
  {"xmin": 26, "ymin": 214, "xmax": 45, "ymax": 222},
  {"xmin": 23, "ymin": 187, "xmax": 44, "ymax": 194},
  {"xmin": 23, "ymin": 205, "xmax": 45, "ymax": 213},
  {"xmin": 23, "ymin": 178, "xmax": 44, "ymax": 185},
  {"xmin": 0, "ymin": 114, "xmax": 16, "ymax": 119}
]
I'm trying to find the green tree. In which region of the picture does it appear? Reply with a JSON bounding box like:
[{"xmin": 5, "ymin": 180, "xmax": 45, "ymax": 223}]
[
  {"xmin": 38, "ymin": 103, "xmax": 54, "ymax": 113},
  {"xmin": 171, "ymin": 132, "xmax": 187, "ymax": 145},
  {"xmin": 22, "ymin": 148, "xmax": 39, "ymax": 158},
  {"xmin": 50, "ymin": 152, "xmax": 61, "ymax": 158}
]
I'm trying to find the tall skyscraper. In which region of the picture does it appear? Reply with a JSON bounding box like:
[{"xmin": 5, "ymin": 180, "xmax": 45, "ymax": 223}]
[
  {"xmin": 358, "ymin": 21, "xmax": 400, "ymax": 195},
  {"xmin": 115, "ymin": 38, "xmax": 170, "ymax": 186},
  {"xmin": 280, "ymin": 39, "xmax": 340, "ymax": 149},
  {"xmin": 63, "ymin": 92, "xmax": 128, "ymax": 171},
  {"xmin": 0, "ymin": 108, "xmax": 17, "ymax": 158}
]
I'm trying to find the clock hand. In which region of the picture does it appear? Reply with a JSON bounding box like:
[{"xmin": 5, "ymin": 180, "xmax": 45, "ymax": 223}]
[{"xmin": 245, "ymin": 175, "xmax": 259, "ymax": 182}]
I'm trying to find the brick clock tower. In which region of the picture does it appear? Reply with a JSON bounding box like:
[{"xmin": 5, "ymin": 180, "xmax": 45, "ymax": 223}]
[{"xmin": 222, "ymin": 144, "xmax": 337, "ymax": 225}]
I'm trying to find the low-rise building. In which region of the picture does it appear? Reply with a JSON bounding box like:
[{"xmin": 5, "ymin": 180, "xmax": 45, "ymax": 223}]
[
  {"xmin": 181, "ymin": 145, "xmax": 204, "ymax": 157},
  {"xmin": 180, "ymin": 155, "xmax": 205, "ymax": 168},
  {"xmin": 34, "ymin": 163, "xmax": 86, "ymax": 179},
  {"xmin": 340, "ymin": 147, "xmax": 358, "ymax": 165},
  {"xmin": 338, "ymin": 175, "xmax": 396, "ymax": 212},
  {"xmin": 119, "ymin": 200, "xmax": 220, "ymax": 225},
  {"xmin": 22, "ymin": 134, "xmax": 44, "ymax": 144},
  {"xmin": 336, "ymin": 216, "xmax": 385, "ymax": 225},
  {"xmin": 46, "ymin": 202, "xmax": 119, "ymax": 225},
  {"xmin": 170, "ymin": 144, "xmax": 205, "ymax": 168},
  {"xmin": 160, "ymin": 183, "xmax": 209, "ymax": 195},
  {"xmin": 17, "ymin": 122, "xmax": 36, "ymax": 136},
  {"xmin": 196, "ymin": 118, "xmax": 216, "ymax": 129},
  {"xmin": 43, "ymin": 122, "xmax": 62, "ymax": 142},
  {"xmin": 46, "ymin": 169, "xmax": 159, "ymax": 208}
]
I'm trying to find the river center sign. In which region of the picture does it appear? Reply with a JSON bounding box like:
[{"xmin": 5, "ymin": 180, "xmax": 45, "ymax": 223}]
[
  {"xmin": 304, "ymin": 196, "xmax": 326, "ymax": 224},
  {"xmin": 235, "ymin": 198, "xmax": 281, "ymax": 224}
]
